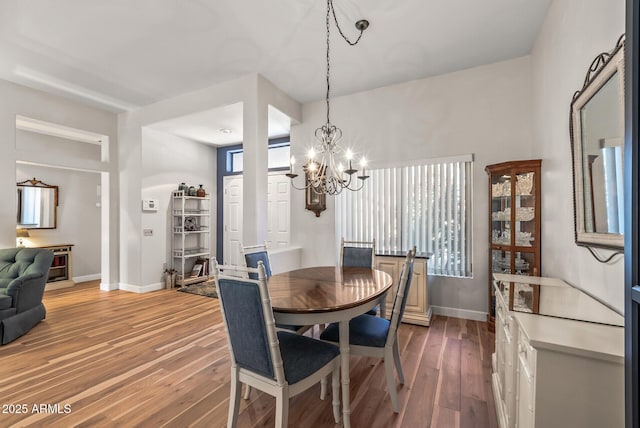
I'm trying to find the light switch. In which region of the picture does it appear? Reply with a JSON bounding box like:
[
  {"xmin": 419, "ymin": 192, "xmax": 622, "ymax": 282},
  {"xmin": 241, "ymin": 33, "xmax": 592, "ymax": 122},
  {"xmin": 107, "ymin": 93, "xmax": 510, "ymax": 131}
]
[{"xmin": 143, "ymin": 229, "xmax": 153, "ymax": 236}]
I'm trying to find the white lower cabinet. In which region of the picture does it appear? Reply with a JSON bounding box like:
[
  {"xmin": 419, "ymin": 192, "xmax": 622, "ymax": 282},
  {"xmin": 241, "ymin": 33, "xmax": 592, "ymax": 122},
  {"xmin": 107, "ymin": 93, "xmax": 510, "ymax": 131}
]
[
  {"xmin": 493, "ymin": 286, "xmax": 518, "ymax": 428},
  {"xmin": 515, "ymin": 330, "xmax": 536, "ymax": 428},
  {"xmin": 492, "ymin": 280, "xmax": 624, "ymax": 428},
  {"xmin": 375, "ymin": 255, "xmax": 431, "ymax": 326},
  {"xmin": 514, "ymin": 318, "xmax": 623, "ymax": 428}
]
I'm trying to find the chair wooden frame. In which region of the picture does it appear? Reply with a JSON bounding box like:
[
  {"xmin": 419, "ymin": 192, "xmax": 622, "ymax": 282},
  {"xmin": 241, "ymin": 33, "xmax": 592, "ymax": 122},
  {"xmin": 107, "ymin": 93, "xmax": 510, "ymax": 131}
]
[
  {"xmin": 213, "ymin": 260, "xmax": 341, "ymax": 427},
  {"xmin": 324, "ymin": 247, "xmax": 415, "ymax": 413},
  {"xmin": 339, "ymin": 238, "xmax": 376, "ymax": 268}
]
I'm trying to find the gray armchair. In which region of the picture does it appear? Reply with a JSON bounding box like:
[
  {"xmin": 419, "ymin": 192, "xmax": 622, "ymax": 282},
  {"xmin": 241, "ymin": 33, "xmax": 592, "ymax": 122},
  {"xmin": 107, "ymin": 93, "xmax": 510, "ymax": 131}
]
[{"xmin": 0, "ymin": 248, "xmax": 54, "ymax": 344}]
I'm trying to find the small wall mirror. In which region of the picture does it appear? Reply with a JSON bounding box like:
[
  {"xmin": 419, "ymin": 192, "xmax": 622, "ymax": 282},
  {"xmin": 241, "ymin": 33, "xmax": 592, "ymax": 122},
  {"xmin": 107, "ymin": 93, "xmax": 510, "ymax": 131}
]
[
  {"xmin": 570, "ymin": 35, "xmax": 625, "ymax": 250},
  {"xmin": 17, "ymin": 177, "xmax": 58, "ymax": 229}
]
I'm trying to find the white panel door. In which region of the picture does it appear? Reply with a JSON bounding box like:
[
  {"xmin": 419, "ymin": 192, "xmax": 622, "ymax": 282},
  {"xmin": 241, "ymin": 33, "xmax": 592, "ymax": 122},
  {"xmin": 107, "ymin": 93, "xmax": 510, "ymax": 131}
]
[
  {"xmin": 223, "ymin": 176, "xmax": 243, "ymax": 265},
  {"xmin": 266, "ymin": 173, "xmax": 290, "ymax": 248},
  {"xmin": 223, "ymin": 173, "xmax": 290, "ymax": 264}
]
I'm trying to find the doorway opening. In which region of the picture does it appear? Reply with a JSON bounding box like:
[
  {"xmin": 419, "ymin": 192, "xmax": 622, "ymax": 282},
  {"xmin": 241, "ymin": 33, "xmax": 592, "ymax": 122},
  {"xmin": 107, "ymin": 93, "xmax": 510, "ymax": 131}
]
[{"xmin": 15, "ymin": 116, "xmax": 113, "ymax": 290}]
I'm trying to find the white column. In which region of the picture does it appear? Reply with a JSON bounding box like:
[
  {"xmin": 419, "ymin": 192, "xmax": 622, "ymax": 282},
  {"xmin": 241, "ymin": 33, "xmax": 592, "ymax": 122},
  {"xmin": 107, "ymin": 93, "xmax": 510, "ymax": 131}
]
[
  {"xmin": 117, "ymin": 118, "xmax": 143, "ymax": 288},
  {"xmin": 241, "ymin": 99, "xmax": 269, "ymax": 245},
  {"xmin": 0, "ymin": 107, "xmax": 17, "ymax": 247}
]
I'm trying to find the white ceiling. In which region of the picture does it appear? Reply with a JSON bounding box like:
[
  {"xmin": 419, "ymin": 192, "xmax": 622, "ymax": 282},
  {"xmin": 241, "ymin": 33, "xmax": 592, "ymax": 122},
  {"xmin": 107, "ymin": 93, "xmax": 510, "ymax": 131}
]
[
  {"xmin": 0, "ymin": 0, "xmax": 552, "ymax": 143},
  {"xmin": 148, "ymin": 103, "xmax": 292, "ymax": 145}
]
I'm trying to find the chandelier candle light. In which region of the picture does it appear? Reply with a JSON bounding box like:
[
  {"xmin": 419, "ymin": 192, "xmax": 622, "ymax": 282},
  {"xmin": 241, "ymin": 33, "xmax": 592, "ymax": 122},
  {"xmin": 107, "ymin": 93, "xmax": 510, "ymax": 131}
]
[{"xmin": 287, "ymin": 0, "xmax": 370, "ymax": 196}]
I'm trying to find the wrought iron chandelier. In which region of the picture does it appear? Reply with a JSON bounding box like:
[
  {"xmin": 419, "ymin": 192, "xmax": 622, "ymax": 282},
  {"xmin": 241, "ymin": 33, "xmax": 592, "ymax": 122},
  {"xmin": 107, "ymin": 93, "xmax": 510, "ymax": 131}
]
[{"xmin": 287, "ymin": 0, "xmax": 370, "ymax": 196}]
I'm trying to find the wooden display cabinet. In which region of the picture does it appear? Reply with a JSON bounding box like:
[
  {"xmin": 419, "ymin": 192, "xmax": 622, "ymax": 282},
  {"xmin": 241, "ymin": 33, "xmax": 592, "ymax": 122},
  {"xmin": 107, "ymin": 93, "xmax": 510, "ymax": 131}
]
[{"xmin": 486, "ymin": 159, "xmax": 541, "ymax": 331}]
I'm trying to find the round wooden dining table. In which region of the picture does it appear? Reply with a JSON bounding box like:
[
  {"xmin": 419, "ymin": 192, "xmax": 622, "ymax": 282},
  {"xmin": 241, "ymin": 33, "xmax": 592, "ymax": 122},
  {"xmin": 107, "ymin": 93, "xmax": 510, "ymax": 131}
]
[{"xmin": 268, "ymin": 266, "xmax": 393, "ymax": 428}]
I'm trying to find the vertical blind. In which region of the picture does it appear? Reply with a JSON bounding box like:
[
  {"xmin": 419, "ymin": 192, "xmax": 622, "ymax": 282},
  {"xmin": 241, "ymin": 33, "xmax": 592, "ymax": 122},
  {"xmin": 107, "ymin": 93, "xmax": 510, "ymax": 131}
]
[{"xmin": 336, "ymin": 156, "xmax": 473, "ymax": 277}]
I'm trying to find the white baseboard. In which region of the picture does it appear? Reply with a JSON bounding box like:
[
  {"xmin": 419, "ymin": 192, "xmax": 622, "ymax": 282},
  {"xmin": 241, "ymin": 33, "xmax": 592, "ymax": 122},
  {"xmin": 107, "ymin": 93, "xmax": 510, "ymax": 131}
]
[
  {"xmin": 73, "ymin": 273, "xmax": 101, "ymax": 283},
  {"xmin": 119, "ymin": 282, "xmax": 165, "ymax": 294},
  {"xmin": 100, "ymin": 282, "xmax": 119, "ymax": 291},
  {"xmin": 431, "ymin": 305, "xmax": 487, "ymax": 322}
]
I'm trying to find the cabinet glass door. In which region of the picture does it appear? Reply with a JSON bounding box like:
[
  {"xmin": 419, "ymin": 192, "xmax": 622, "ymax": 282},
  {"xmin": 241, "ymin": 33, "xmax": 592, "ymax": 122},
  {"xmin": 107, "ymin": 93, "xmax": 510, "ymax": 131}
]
[
  {"xmin": 491, "ymin": 173, "xmax": 513, "ymax": 246},
  {"xmin": 514, "ymin": 171, "xmax": 537, "ymax": 249}
]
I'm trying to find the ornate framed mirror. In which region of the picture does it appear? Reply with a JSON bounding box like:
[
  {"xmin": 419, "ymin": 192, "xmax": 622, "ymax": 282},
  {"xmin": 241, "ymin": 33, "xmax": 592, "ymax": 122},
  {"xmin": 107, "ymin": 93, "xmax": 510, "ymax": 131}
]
[
  {"xmin": 16, "ymin": 177, "xmax": 58, "ymax": 229},
  {"xmin": 570, "ymin": 35, "xmax": 625, "ymax": 250}
]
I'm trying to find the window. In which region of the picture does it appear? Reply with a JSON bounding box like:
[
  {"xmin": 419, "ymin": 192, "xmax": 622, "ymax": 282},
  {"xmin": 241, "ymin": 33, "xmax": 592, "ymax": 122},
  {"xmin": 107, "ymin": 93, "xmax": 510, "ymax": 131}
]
[
  {"xmin": 227, "ymin": 143, "xmax": 290, "ymax": 173},
  {"xmin": 229, "ymin": 150, "xmax": 243, "ymax": 172},
  {"xmin": 336, "ymin": 155, "xmax": 473, "ymax": 277},
  {"xmin": 267, "ymin": 144, "xmax": 291, "ymax": 169}
]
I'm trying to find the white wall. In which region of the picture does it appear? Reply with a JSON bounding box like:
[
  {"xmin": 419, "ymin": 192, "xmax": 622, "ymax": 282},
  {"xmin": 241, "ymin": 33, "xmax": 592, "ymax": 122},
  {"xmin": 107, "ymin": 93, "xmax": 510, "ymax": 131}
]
[
  {"xmin": 16, "ymin": 164, "xmax": 101, "ymax": 279},
  {"xmin": 118, "ymin": 74, "xmax": 300, "ymax": 292},
  {"xmin": 531, "ymin": 0, "xmax": 625, "ymax": 312},
  {"xmin": 0, "ymin": 79, "xmax": 118, "ymax": 286},
  {"xmin": 290, "ymin": 56, "xmax": 534, "ymax": 316},
  {"xmin": 141, "ymin": 127, "xmax": 216, "ymax": 286}
]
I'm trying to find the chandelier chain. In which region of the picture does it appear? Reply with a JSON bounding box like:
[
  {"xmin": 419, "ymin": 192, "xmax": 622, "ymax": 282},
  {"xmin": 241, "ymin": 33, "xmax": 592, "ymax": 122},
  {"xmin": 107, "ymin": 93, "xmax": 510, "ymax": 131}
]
[
  {"xmin": 325, "ymin": 0, "xmax": 367, "ymax": 126},
  {"xmin": 287, "ymin": 0, "xmax": 369, "ymax": 196},
  {"xmin": 329, "ymin": 0, "xmax": 366, "ymax": 46},
  {"xmin": 326, "ymin": 0, "xmax": 331, "ymax": 126}
]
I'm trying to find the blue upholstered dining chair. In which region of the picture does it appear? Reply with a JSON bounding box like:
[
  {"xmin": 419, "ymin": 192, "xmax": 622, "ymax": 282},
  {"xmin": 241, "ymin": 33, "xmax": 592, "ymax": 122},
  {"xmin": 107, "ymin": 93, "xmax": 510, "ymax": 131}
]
[
  {"xmin": 340, "ymin": 238, "xmax": 376, "ymax": 269},
  {"xmin": 240, "ymin": 242, "xmax": 272, "ymax": 280},
  {"xmin": 321, "ymin": 247, "xmax": 416, "ymax": 413},
  {"xmin": 241, "ymin": 243, "xmax": 308, "ymax": 332},
  {"xmin": 213, "ymin": 260, "xmax": 341, "ymax": 427},
  {"xmin": 240, "ymin": 242, "xmax": 310, "ymax": 400},
  {"xmin": 340, "ymin": 238, "xmax": 379, "ymax": 316}
]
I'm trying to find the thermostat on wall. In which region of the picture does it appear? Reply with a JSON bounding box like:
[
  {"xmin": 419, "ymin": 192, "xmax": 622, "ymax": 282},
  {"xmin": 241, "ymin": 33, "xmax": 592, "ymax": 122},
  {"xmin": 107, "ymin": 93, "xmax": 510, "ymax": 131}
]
[{"xmin": 142, "ymin": 199, "xmax": 159, "ymax": 212}]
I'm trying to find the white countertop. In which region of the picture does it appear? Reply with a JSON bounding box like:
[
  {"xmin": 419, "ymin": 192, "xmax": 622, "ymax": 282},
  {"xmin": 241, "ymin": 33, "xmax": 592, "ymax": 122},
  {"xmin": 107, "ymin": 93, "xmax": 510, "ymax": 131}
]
[
  {"xmin": 538, "ymin": 284, "xmax": 624, "ymax": 326},
  {"xmin": 493, "ymin": 273, "xmax": 624, "ymax": 327},
  {"xmin": 514, "ymin": 311, "xmax": 624, "ymax": 364},
  {"xmin": 493, "ymin": 273, "xmax": 624, "ymax": 364}
]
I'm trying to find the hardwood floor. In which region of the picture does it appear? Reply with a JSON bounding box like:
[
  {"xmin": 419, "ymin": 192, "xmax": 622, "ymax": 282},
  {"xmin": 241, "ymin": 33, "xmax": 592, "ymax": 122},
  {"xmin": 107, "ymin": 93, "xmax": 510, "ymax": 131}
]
[{"xmin": 0, "ymin": 281, "xmax": 497, "ymax": 427}]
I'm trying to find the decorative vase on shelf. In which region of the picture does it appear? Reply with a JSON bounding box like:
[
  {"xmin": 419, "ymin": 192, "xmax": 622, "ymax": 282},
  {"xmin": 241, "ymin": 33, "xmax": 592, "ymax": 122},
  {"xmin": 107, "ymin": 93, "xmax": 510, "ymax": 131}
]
[
  {"xmin": 196, "ymin": 185, "xmax": 206, "ymax": 197},
  {"xmin": 178, "ymin": 182, "xmax": 187, "ymax": 193},
  {"xmin": 188, "ymin": 186, "xmax": 197, "ymax": 196}
]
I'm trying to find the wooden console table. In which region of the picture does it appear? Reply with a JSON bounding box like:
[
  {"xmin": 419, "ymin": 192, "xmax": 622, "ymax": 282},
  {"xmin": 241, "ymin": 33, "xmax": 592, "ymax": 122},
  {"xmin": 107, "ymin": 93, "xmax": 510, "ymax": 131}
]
[{"xmin": 36, "ymin": 244, "xmax": 74, "ymax": 291}]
